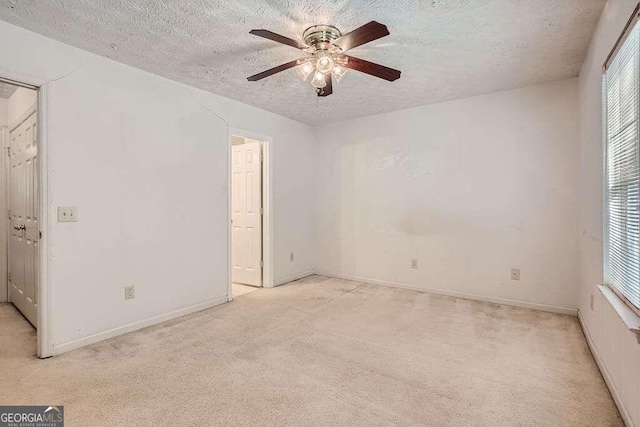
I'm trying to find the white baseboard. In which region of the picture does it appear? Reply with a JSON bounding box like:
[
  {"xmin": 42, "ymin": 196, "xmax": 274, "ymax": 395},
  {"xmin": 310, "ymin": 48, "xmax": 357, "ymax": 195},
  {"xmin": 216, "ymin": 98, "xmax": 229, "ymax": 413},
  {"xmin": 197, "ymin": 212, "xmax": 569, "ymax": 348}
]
[
  {"xmin": 315, "ymin": 270, "xmax": 578, "ymax": 316},
  {"xmin": 52, "ymin": 296, "xmax": 228, "ymax": 355},
  {"xmin": 578, "ymin": 310, "xmax": 634, "ymax": 427},
  {"xmin": 273, "ymin": 269, "xmax": 315, "ymax": 287}
]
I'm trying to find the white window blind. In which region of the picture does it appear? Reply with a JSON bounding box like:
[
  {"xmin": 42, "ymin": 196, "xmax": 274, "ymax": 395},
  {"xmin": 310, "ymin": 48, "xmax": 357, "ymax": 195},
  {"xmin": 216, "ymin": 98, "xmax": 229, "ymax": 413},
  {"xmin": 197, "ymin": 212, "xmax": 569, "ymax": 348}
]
[{"xmin": 604, "ymin": 19, "xmax": 640, "ymax": 313}]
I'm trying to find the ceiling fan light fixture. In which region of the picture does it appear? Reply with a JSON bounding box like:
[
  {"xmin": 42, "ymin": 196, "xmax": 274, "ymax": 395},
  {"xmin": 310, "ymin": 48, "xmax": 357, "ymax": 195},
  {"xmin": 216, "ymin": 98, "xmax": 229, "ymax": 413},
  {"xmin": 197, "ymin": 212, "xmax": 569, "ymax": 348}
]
[
  {"xmin": 311, "ymin": 71, "xmax": 327, "ymax": 88},
  {"xmin": 247, "ymin": 21, "xmax": 401, "ymax": 97}
]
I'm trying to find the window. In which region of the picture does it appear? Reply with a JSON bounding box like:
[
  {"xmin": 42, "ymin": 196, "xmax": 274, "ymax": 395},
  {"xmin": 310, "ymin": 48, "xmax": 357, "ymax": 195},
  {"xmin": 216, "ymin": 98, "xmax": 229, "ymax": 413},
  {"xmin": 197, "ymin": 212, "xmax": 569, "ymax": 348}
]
[{"xmin": 604, "ymin": 15, "xmax": 640, "ymax": 314}]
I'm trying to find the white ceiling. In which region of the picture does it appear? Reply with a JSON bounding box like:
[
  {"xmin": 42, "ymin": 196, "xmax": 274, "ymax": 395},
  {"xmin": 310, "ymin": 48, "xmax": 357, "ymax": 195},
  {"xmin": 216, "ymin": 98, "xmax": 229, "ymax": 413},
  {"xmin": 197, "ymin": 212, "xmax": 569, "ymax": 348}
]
[{"xmin": 0, "ymin": 0, "xmax": 605, "ymax": 125}]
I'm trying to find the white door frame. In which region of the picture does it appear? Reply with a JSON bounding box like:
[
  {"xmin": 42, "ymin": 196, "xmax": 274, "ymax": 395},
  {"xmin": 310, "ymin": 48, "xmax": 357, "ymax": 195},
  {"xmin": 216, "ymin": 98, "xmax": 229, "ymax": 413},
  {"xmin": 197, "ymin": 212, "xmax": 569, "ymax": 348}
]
[
  {"xmin": 0, "ymin": 71, "xmax": 51, "ymax": 358},
  {"xmin": 227, "ymin": 128, "xmax": 273, "ymax": 300}
]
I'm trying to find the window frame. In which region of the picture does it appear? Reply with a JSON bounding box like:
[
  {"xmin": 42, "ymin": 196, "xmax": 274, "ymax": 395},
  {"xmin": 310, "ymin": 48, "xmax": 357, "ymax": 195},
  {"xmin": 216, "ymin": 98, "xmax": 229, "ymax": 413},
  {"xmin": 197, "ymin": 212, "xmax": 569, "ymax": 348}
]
[{"xmin": 603, "ymin": 4, "xmax": 640, "ymax": 318}]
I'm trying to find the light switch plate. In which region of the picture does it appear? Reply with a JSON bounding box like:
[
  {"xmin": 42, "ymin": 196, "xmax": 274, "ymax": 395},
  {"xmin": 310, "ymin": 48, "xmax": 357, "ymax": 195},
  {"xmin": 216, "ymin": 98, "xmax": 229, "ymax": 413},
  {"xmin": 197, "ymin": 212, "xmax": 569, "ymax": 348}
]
[{"xmin": 57, "ymin": 206, "xmax": 78, "ymax": 222}]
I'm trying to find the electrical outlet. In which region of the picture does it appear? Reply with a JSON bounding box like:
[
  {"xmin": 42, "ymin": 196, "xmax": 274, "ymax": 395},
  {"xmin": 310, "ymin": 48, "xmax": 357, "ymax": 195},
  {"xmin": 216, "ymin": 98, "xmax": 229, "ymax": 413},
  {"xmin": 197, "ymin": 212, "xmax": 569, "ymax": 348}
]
[
  {"xmin": 411, "ymin": 259, "xmax": 418, "ymax": 269},
  {"xmin": 510, "ymin": 268, "xmax": 520, "ymax": 281},
  {"xmin": 124, "ymin": 286, "xmax": 135, "ymax": 300},
  {"xmin": 290, "ymin": 252, "xmax": 294, "ymax": 262},
  {"xmin": 57, "ymin": 206, "xmax": 78, "ymax": 222},
  {"xmin": 590, "ymin": 293, "xmax": 595, "ymax": 311}
]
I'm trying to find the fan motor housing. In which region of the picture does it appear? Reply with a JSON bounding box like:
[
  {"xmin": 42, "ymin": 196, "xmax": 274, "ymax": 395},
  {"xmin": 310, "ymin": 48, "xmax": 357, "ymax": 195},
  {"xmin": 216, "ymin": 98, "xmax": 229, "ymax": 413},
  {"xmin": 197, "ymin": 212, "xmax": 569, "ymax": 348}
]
[{"xmin": 303, "ymin": 25, "xmax": 342, "ymax": 49}]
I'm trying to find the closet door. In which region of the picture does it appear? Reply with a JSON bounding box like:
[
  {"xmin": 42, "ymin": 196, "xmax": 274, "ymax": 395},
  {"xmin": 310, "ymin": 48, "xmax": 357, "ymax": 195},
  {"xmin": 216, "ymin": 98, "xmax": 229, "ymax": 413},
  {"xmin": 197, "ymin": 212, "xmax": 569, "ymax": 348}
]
[
  {"xmin": 231, "ymin": 141, "xmax": 262, "ymax": 287},
  {"xmin": 8, "ymin": 111, "xmax": 38, "ymax": 327}
]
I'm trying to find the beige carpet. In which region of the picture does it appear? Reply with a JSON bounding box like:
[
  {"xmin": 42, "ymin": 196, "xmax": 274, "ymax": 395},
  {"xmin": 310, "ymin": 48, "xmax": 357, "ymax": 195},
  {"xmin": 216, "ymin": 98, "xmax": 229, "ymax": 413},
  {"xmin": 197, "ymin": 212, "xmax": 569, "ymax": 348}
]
[
  {"xmin": 0, "ymin": 275, "xmax": 622, "ymax": 426},
  {"xmin": 232, "ymin": 282, "xmax": 260, "ymax": 298}
]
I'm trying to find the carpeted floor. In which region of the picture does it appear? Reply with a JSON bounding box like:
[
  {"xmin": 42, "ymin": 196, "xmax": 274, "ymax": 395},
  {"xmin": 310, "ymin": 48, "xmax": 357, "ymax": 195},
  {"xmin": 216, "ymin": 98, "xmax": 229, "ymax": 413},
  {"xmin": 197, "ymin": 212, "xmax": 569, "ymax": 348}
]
[
  {"xmin": 0, "ymin": 275, "xmax": 622, "ymax": 425},
  {"xmin": 232, "ymin": 282, "xmax": 261, "ymax": 298}
]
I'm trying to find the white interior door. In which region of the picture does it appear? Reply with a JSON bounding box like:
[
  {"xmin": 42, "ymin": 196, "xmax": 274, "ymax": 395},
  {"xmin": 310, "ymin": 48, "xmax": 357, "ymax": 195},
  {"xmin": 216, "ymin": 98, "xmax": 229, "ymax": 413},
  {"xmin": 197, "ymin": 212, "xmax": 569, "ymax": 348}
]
[
  {"xmin": 8, "ymin": 111, "xmax": 38, "ymax": 327},
  {"xmin": 232, "ymin": 141, "xmax": 262, "ymax": 286}
]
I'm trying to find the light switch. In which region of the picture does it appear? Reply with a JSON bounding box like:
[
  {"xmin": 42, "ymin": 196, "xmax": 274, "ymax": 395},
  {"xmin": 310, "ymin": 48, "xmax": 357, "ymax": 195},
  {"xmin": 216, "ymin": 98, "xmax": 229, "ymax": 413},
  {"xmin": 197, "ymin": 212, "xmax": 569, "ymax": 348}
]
[{"xmin": 57, "ymin": 206, "xmax": 78, "ymax": 222}]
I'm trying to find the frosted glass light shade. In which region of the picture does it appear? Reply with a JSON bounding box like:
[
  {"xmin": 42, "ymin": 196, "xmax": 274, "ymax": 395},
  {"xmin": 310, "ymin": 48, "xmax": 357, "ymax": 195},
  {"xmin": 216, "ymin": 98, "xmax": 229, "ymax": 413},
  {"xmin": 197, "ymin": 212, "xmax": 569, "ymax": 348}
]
[
  {"xmin": 332, "ymin": 66, "xmax": 348, "ymax": 83},
  {"xmin": 311, "ymin": 71, "xmax": 326, "ymax": 88},
  {"xmin": 295, "ymin": 61, "xmax": 314, "ymax": 81},
  {"xmin": 316, "ymin": 55, "xmax": 334, "ymax": 74}
]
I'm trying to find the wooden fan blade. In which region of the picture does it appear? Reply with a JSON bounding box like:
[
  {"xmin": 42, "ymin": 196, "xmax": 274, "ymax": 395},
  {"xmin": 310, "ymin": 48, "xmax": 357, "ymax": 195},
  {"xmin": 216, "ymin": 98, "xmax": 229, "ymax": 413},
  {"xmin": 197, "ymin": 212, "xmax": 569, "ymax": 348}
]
[
  {"xmin": 343, "ymin": 55, "xmax": 401, "ymax": 81},
  {"xmin": 318, "ymin": 73, "xmax": 333, "ymax": 97},
  {"xmin": 249, "ymin": 29, "xmax": 308, "ymax": 49},
  {"xmin": 333, "ymin": 21, "xmax": 389, "ymax": 52},
  {"xmin": 247, "ymin": 59, "xmax": 304, "ymax": 81}
]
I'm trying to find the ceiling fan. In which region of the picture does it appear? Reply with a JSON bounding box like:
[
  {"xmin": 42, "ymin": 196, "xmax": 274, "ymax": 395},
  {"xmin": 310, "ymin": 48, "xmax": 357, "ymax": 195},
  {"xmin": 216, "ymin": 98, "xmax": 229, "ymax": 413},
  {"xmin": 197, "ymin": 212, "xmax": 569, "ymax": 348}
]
[{"xmin": 247, "ymin": 21, "xmax": 401, "ymax": 97}]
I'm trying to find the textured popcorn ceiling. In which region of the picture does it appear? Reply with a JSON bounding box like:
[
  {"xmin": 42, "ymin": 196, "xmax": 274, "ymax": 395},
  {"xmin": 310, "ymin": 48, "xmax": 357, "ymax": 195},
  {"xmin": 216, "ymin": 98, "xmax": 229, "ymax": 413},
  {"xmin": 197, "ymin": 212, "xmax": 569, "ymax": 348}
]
[{"xmin": 0, "ymin": 0, "xmax": 605, "ymax": 125}]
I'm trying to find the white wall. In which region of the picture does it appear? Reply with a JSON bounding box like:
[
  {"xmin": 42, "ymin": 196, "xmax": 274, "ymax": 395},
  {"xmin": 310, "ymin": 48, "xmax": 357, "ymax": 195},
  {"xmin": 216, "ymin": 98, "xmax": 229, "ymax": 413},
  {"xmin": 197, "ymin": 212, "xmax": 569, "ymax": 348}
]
[
  {"xmin": 7, "ymin": 87, "xmax": 36, "ymax": 126},
  {"xmin": 578, "ymin": 0, "xmax": 640, "ymax": 425},
  {"xmin": 0, "ymin": 20, "xmax": 315, "ymax": 353},
  {"xmin": 314, "ymin": 79, "xmax": 580, "ymax": 313}
]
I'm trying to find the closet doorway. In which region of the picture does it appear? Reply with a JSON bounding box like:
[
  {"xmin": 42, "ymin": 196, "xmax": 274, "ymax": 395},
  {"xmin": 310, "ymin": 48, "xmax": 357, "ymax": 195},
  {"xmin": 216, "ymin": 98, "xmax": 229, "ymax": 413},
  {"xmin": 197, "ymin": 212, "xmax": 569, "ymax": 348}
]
[
  {"xmin": 228, "ymin": 131, "xmax": 272, "ymax": 299},
  {"xmin": 0, "ymin": 80, "xmax": 40, "ymax": 333}
]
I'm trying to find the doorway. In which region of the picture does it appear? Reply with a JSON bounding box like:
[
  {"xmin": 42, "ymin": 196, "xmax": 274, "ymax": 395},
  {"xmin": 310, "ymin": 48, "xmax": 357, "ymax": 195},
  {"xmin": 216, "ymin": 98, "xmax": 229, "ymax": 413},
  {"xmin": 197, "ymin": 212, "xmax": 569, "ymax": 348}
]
[
  {"xmin": 228, "ymin": 131, "xmax": 272, "ymax": 300},
  {"xmin": 1, "ymin": 80, "xmax": 39, "ymax": 329}
]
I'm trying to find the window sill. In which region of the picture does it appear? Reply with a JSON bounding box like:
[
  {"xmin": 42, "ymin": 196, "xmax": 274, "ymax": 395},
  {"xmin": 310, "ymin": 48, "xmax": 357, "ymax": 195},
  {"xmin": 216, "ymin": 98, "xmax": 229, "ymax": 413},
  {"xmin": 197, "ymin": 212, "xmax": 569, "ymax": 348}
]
[{"xmin": 598, "ymin": 285, "xmax": 640, "ymax": 344}]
